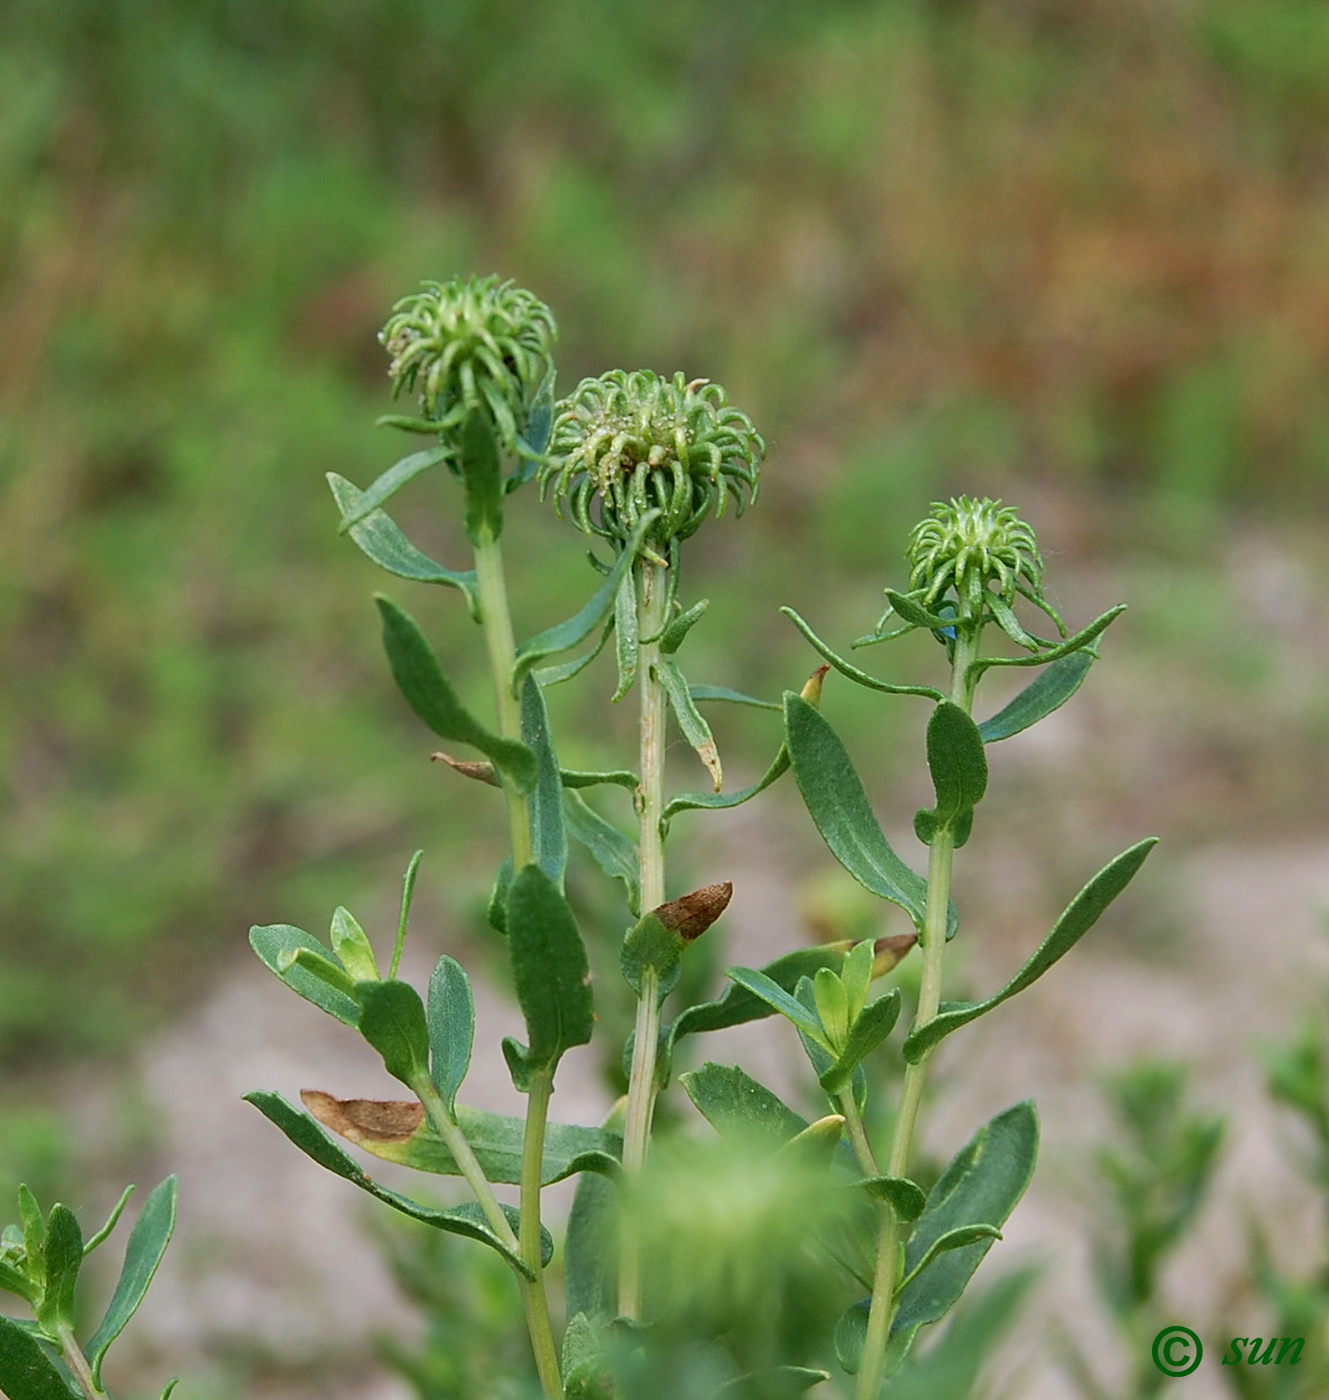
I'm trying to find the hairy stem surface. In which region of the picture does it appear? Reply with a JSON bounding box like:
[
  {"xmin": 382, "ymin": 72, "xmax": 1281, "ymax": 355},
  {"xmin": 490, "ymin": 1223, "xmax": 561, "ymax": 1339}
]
[
  {"xmin": 519, "ymin": 1069, "xmax": 563, "ymax": 1399},
  {"xmin": 855, "ymin": 625, "xmax": 980, "ymax": 1400},
  {"xmin": 55, "ymin": 1326, "xmax": 104, "ymax": 1400},
  {"xmin": 618, "ymin": 556, "xmax": 669, "ymax": 1320}
]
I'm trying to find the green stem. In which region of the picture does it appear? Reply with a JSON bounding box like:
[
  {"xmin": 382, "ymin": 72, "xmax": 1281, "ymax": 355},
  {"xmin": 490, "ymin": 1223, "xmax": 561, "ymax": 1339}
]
[
  {"xmin": 854, "ymin": 624, "xmax": 980, "ymax": 1400},
  {"xmin": 55, "ymin": 1325, "xmax": 104, "ymax": 1400},
  {"xmin": 474, "ymin": 528, "xmax": 533, "ymax": 869},
  {"xmin": 520, "ymin": 1069, "xmax": 564, "ymax": 1399},
  {"xmin": 617, "ymin": 556, "xmax": 670, "ymax": 1320}
]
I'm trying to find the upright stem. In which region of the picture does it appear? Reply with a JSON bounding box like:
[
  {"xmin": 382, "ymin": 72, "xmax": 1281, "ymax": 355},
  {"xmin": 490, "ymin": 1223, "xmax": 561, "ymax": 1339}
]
[
  {"xmin": 519, "ymin": 1070, "xmax": 564, "ymax": 1399},
  {"xmin": 618, "ymin": 556, "xmax": 670, "ymax": 1320},
  {"xmin": 473, "ymin": 527, "xmax": 533, "ymax": 869},
  {"xmin": 855, "ymin": 624, "xmax": 981, "ymax": 1400},
  {"xmin": 56, "ymin": 1325, "xmax": 105, "ymax": 1400}
]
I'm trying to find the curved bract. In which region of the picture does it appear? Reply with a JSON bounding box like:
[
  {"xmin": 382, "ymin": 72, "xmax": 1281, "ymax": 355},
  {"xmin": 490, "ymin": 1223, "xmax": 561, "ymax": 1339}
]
[
  {"xmin": 380, "ymin": 275, "xmax": 557, "ymax": 457},
  {"xmin": 539, "ymin": 369, "xmax": 764, "ymax": 555}
]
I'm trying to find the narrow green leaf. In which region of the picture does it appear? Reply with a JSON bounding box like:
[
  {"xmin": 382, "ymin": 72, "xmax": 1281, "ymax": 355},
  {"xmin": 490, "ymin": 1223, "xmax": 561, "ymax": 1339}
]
[
  {"xmin": 658, "ymin": 659, "xmax": 721, "ymax": 790},
  {"xmin": 914, "ymin": 702, "xmax": 987, "ymax": 848},
  {"xmin": 158, "ymin": 1379, "xmax": 180, "ymax": 1400},
  {"xmin": 670, "ymin": 943, "xmax": 847, "ymax": 1045},
  {"xmin": 506, "ymin": 864, "xmax": 594, "ymax": 1079},
  {"xmin": 972, "ymin": 604, "xmax": 1126, "ymax": 674},
  {"xmin": 376, "ymin": 594, "xmax": 537, "ymax": 792},
  {"xmin": 327, "ymin": 474, "xmax": 479, "ymax": 618},
  {"xmin": 659, "ymin": 598, "xmax": 709, "ymax": 654},
  {"xmin": 0, "ymin": 1316, "xmax": 79, "ymax": 1399},
  {"xmin": 565, "ymin": 1173, "xmax": 618, "ymax": 1323},
  {"xmin": 487, "ymin": 858, "xmax": 514, "ymax": 934},
  {"xmin": 785, "ymin": 694, "xmax": 928, "ymax": 930},
  {"xmin": 427, "ymin": 956, "xmax": 474, "ymax": 1114},
  {"xmin": 781, "ymin": 609, "xmax": 945, "ymax": 700},
  {"xmin": 688, "ymin": 684, "xmax": 781, "ymax": 712},
  {"xmin": 903, "ymin": 838, "xmax": 1158, "ymax": 1062},
  {"xmin": 717, "ymin": 1366, "xmax": 832, "ymax": 1398},
  {"xmin": 249, "ymin": 925, "xmax": 360, "ymax": 1026},
  {"xmin": 335, "ymin": 444, "xmax": 452, "ymax": 531},
  {"xmin": 516, "ymin": 362, "xmax": 557, "ymax": 464},
  {"xmin": 892, "ymin": 1101, "xmax": 1038, "ymax": 1334},
  {"xmin": 896, "ymin": 1224, "xmax": 1003, "ymax": 1297},
  {"xmin": 375, "ymin": 412, "xmax": 446, "ymax": 434},
  {"xmin": 281, "ymin": 947, "xmax": 360, "ymax": 1003},
  {"xmin": 819, "ymin": 990, "xmax": 903, "ymax": 1094},
  {"xmin": 87, "ymin": 1176, "xmax": 177, "ymax": 1384},
  {"xmin": 305, "ymin": 1091, "xmax": 621, "ymax": 1185},
  {"xmin": 611, "ymin": 569, "xmax": 638, "ymax": 702},
  {"xmin": 977, "ymin": 650, "xmax": 1095, "ymax": 743},
  {"xmin": 330, "ymin": 907, "xmax": 378, "ymax": 982},
  {"xmin": 534, "ymin": 617, "xmax": 613, "ymax": 688},
  {"xmin": 521, "ymin": 676, "xmax": 568, "ymax": 886},
  {"xmin": 724, "ymin": 967, "xmax": 829, "ymax": 1046},
  {"xmin": 560, "ymin": 767, "xmax": 639, "ymax": 791},
  {"xmin": 357, "ymin": 980, "xmax": 431, "ymax": 1088},
  {"xmin": 512, "ymin": 512, "xmax": 659, "ymax": 693},
  {"xmin": 243, "ymin": 1093, "xmax": 545, "ymax": 1275},
  {"xmin": 680, "ymin": 1063, "xmax": 809, "ymax": 1148},
  {"xmin": 882, "ymin": 589, "xmax": 957, "ymax": 633},
  {"xmin": 18, "ymin": 1186, "xmax": 44, "ymax": 1275},
  {"xmin": 620, "ymin": 913, "xmax": 684, "ymax": 1002},
  {"xmin": 861, "ymin": 1175, "xmax": 926, "ymax": 1221},
  {"xmin": 83, "ymin": 1186, "xmax": 134, "ymax": 1256},
  {"xmin": 35, "ymin": 1206, "xmax": 81, "ymax": 1333},
  {"xmin": 834, "ymin": 1300, "xmax": 870, "ymax": 1375},
  {"xmin": 459, "ymin": 408, "xmax": 503, "ymax": 545},
  {"xmin": 564, "ymin": 791, "xmax": 640, "ymax": 915},
  {"xmin": 561, "ymin": 1311, "xmax": 610, "ymax": 1398},
  {"xmin": 664, "ymin": 744, "xmax": 789, "ymax": 826},
  {"xmin": 987, "ymin": 595, "xmax": 1040, "ymax": 652},
  {"xmin": 391, "ymin": 849, "xmax": 423, "ymax": 979}
]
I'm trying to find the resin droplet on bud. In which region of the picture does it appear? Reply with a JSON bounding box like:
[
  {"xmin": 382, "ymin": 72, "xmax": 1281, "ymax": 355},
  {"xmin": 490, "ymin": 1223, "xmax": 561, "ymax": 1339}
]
[
  {"xmin": 379, "ymin": 275, "xmax": 556, "ymax": 455},
  {"xmin": 539, "ymin": 369, "xmax": 764, "ymax": 556}
]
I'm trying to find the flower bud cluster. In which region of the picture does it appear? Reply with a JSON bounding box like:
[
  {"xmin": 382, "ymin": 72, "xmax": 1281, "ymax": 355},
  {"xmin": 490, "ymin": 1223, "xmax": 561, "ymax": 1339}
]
[{"xmin": 539, "ymin": 369, "xmax": 763, "ymax": 555}]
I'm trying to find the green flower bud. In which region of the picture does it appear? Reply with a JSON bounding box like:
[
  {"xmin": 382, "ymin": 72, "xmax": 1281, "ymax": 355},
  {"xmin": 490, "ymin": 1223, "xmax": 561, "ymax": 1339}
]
[
  {"xmin": 379, "ymin": 275, "xmax": 556, "ymax": 456},
  {"xmin": 538, "ymin": 369, "xmax": 764, "ymax": 557}
]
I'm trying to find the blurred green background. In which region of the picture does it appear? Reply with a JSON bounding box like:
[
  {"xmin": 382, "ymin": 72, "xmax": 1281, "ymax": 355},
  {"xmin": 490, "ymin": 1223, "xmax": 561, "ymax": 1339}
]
[{"xmin": 4, "ymin": 0, "xmax": 1329, "ymax": 1151}]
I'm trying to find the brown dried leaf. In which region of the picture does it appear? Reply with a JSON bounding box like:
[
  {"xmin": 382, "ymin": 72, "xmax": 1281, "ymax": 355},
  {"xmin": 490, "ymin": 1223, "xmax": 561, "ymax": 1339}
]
[
  {"xmin": 872, "ymin": 933, "xmax": 918, "ymax": 976},
  {"xmin": 652, "ymin": 881, "xmax": 732, "ymax": 942},
  {"xmin": 431, "ymin": 752, "xmax": 499, "ymax": 786},
  {"xmin": 301, "ymin": 1089, "xmax": 424, "ymax": 1143}
]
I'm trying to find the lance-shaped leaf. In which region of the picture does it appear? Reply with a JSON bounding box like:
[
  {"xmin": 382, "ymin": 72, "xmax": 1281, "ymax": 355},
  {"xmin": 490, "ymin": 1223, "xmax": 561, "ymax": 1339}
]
[
  {"xmin": 327, "ymin": 474, "xmax": 479, "ymax": 618},
  {"xmin": 622, "ymin": 884, "xmax": 730, "ymax": 1002},
  {"xmin": 87, "ymin": 1176, "xmax": 177, "ymax": 1385},
  {"xmin": 335, "ymin": 443, "xmax": 451, "ymax": 532},
  {"xmin": 357, "ymin": 980, "xmax": 431, "ymax": 1088},
  {"xmin": 512, "ymin": 512, "xmax": 659, "ymax": 693},
  {"xmin": 977, "ymin": 650, "xmax": 1095, "ymax": 743},
  {"xmin": 521, "ymin": 676, "xmax": 568, "ymax": 886},
  {"xmin": 611, "ymin": 569, "xmax": 638, "ymax": 702},
  {"xmin": 658, "ymin": 659, "xmax": 722, "ymax": 790},
  {"xmin": 503, "ymin": 864, "xmax": 594, "ymax": 1088},
  {"xmin": 244, "ymin": 1093, "xmax": 548, "ymax": 1276},
  {"xmin": 0, "ymin": 1316, "xmax": 79, "ymax": 1400},
  {"xmin": 971, "ymin": 604, "xmax": 1126, "ymax": 676},
  {"xmin": 717, "ymin": 1367, "xmax": 832, "ymax": 1398},
  {"xmin": 860, "ymin": 1175, "xmax": 926, "ymax": 1222},
  {"xmin": 377, "ymin": 595, "xmax": 537, "ymax": 792},
  {"xmin": 688, "ymin": 684, "xmax": 781, "ymax": 711},
  {"xmin": 781, "ymin": 608, "xmax": 945, "ymax": 700},
  {"xmin": 724, "ymin": 968, "xmax": 830, "ymax": 1048},
  {"xmin": 913, "ymin": 702, "xmax": 988, "ymax": 849},
  {"xmin": 515, "ymin": 362, "xmax": 557, "ymax": 468},
  {"xmin": 301, "ymin": 1092, "xmax": 621, "ymax": 1184},
  {"xmin": 903, "ymin": 838, "xmax": 1158, "ymax": 1063},
  {"xmin": 427, "ymin": 956, "xmax": 473, "ymax": 1114},
  {"xmin": 561, "ymin": 1311, "xmax": 610, "ymax": 1399},
  {"xmin": 987, "ymin": 595, "xmax": 1039, "ymax": 652},
  {"xmin": 891, "ymin": 1101, "xmax": 1038, "ymax": 1334},
  {"xmin": 534, "ymin": 616, "xmax": 613, "ymax": 688},
  {"xmin": 458, "ymin": 408, "xmax": 504, "ymax": 545},
  {"xmin": 330, "ymin": 907, "xmax": 378, "ymax": 982},
  {"xmin": 785, "ymin": 694, "xmax": 928, "ymax": 930},
  {"xmin": 882, "ymin": 589, "xmax": 958, "ymax": 634},
  {"xmin": 564, "ymin": 791, "xmax": 639, "ymax": 915},
  {"xmin": 896, "ymin": 1225, "xmax": 1003, "ymax": 1296},
  {"xmin": 819, "ymin": 990, "xmax": 903, "ymax": 1095},
  {"xmin": 659, "ymin": 598, "xmax": 709, "ymax": 654},
  {"xmin": 250, "ymin": 925, "xmax": 360, "ymax": 1026},
  {"xmin": 83, "ymin": 1186, "xmax": 135, "ymax": 1256},
  {"xmin": 35, "ymin": 1206, "xmax": 81, "ymax": 1333},
  {"xmin": 560, "ymin": 767, "xmax": 639, "ymax": 792},
  {"xmin": 680, "ymin": 1063, "xmax": 810, "ymax": 1148}
]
